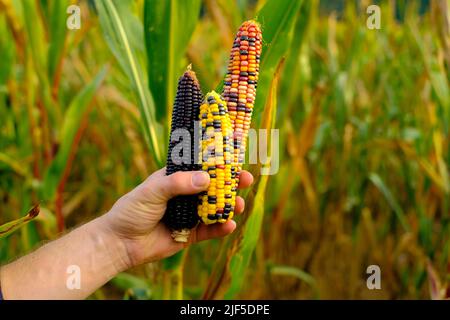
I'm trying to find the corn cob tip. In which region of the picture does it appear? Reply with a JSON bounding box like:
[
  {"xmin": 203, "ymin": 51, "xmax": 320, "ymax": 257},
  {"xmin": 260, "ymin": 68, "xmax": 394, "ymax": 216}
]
[
  {"xmin": 171, "ymin": 228, "xmax": 191, "ymax": 243},
  {"xmin": 205, "ymin": 90, "xmax": 222, "ymax": 100},
  {"xmin": 243, "ymin": 19, "xmax": 261, "ymax": 30},
  {"xmin": 183, "ymin": 68, "xmax": 200, "ymax": 88}
]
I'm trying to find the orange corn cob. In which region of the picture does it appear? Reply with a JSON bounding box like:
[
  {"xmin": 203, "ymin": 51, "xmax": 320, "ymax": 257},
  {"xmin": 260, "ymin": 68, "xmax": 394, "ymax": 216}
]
[{"xmin": 222, "ymin": 20, "xmax": 262, "ymax": 184}]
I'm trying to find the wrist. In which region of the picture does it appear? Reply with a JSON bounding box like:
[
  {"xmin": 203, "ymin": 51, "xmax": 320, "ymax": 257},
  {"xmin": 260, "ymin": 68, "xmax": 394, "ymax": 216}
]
[{"xmin": 91, "ymin": 215, "xmax": 132, "ymax": 273}]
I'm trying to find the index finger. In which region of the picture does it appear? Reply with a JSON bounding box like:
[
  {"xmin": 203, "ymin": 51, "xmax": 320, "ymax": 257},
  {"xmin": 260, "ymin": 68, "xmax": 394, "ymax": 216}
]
[{"xmin": 238, "ymin": 170, "xmax": 254, "ymax": 189}]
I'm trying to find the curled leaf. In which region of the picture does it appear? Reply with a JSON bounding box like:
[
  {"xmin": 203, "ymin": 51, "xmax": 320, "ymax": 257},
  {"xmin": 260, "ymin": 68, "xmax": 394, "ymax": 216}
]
[{"xmin": 0, "ymin": 204, "xmax": 40, "ymax": 239}]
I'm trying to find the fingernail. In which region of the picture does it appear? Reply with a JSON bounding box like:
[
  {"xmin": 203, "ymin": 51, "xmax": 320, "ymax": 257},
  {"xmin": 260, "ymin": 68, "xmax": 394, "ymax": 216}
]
[{"xmin": 192, "ymin": 172, "xmax": 209, "ymax": 187}]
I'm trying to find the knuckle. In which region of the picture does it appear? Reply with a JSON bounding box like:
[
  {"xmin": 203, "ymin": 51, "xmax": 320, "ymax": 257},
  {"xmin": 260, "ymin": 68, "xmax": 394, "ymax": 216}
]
[{"xmin": 170, "ymin": 172, "xmax": 188, "ymax": 188}]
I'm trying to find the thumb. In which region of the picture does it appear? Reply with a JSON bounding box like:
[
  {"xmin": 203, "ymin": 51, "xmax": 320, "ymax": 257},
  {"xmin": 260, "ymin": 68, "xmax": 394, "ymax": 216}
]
[{"xmin": 145, "ymin": 170, "xmax": 210, "ymax": 202}]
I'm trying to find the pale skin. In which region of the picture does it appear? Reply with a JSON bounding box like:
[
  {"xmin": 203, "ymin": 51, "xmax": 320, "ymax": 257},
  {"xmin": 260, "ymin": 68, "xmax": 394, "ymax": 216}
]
[{"xmin": 0, "ymin": 168, "xmax": 253, "ymax": 300}]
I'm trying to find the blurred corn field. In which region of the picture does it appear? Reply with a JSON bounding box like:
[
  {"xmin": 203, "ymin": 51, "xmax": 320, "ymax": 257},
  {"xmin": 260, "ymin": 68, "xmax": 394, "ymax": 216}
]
[{"xmin": 0, "ymin": 0, "xmax": 449, "ymax": 299}]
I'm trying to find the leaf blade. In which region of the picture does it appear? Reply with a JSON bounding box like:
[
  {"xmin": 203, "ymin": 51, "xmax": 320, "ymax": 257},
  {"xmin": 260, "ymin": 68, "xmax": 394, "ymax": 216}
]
[
  {"xmin": 144, "ymin": 0, "xmax": 201, "ymax": 123},
  {"xmin": 96, "ymin": 0, "xmax": 163, "ymax": 165},
  {"xmin": 0, "ymin": 204, "xmax": 40, "ymax": 239},
  {"xmin": 223, "ymin": 59, "xmax": 283, "ymax": 299},
  {"xmin": 41, "ymin": 67, "xmax": 107, "ymax": 201}
]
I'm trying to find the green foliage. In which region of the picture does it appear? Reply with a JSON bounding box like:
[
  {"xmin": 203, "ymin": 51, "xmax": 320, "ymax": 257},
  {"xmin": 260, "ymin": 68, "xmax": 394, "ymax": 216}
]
[
  {"xmin": 96, "ymin": 0, "xmax": 163, "ymax": 165},
  {"xmin": 253, "ymin": 0, "xmax": 304, "ymax": 123},
  {"xmin": 45, "ymin": 0, "xmax": 70, "ymax": 81},
  {"xmin": 41, "ymin": 67, "xmax": 107, "ymax": 201},
  {"xmin": 144, "ymin": 0, "xmax": 201, "ymax": 123}
]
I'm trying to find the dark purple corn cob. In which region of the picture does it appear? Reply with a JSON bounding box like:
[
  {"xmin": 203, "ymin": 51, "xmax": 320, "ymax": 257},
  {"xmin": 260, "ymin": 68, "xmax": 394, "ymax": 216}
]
[{"xmin": 163, "ymin": 67, "xmax": 203, "ymax": 242}]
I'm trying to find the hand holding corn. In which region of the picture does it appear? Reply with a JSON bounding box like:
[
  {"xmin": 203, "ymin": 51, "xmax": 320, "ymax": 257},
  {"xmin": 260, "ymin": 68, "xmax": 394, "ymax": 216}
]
[{"xmin": 103, "ymin": 167, "xmax": 253, "ymax": 266}]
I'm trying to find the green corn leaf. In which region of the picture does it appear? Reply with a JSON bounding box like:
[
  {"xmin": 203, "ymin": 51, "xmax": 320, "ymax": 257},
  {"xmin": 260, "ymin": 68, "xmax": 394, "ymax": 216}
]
[
  {"xmin": 223, "ymin": 59, "xmax": 282, "ymax": 299},
  {"xmin": 369, "ymin": 172, "xmax": 410, "ymax": 232},
  {"xmin": 0, "ymin": 152, "xmax": 29, "ymax": 177},
  {"xmin": 279, "ymin": 0, "xmax": 314, "ymax": 121},
  {"xmin": 111, "ymin": 273, "xmax": 152, "ymax": 299},
  {"xmin": 162, "ymin": 250, "xmax": 185, "ymax": 271},
  {"xmin": 268, "ymin": 264, "xmax": 319, "ymax": 298},
  {"xmin": 21, "ymin": 0, "xmax": 47, "ymax": 79},
  {"xmin": 269, "ymin": 264, "xmax": 317, "ymax": 289},
  {"xmin": 144, "ymin": 0, "xmax": 201, "ymax": 123},
  {"xmin": 0, "ymin": 18, "xmax": 14, "ymax": 87},
  {"xmin": 216, "ymin": 0, "xmax": 245, "ymax": 31},
  {"xmin": 22, "ymin": 0, "xmax": 59, "ymax": 125},
  {"xmin": 95, "ymin": 0, "xmax": 163, "ymax": 166},
  {"xmin": 46, "ymin": 0, "xmax": 70, "ymax": 81},
  {"xmin": 41, "ymin": 67, "xmax": 107, "ymax": 201},
  {"xmin": 224, "ymin": 174, "xmax": 268, "ymax": 298},
  {"xmin": 0, "ymin": 204, "xmax": 40, "ymax": 239},
  {"xmin": 409, "ymin": 21, "xmax": 449, "ymax": 131},
  {"xmin": 252, "ymin": 0, "xmax": 304, "ymax": 126},
  {"xmin": 112, "ymin": 273, "xmax": 151, "ymax": 291}
]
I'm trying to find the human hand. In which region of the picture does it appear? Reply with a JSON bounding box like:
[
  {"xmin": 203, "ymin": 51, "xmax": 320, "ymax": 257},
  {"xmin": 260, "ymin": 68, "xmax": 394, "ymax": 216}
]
[{"xmin": 100, "ymin": 168, "xmax": 253, "ymax": 269}]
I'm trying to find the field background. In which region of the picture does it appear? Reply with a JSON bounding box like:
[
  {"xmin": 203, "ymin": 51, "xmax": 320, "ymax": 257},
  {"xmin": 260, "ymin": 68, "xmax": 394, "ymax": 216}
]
[{"xmin": 0, "ymin": 0, "xmax": 449, "ymax": 299}]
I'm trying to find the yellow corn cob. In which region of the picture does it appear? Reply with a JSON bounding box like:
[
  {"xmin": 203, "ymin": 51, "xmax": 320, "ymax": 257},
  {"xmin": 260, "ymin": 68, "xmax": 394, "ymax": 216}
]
[{"xmin": 198, "ymin": 92, "xmax": 237, "ymax": 224}]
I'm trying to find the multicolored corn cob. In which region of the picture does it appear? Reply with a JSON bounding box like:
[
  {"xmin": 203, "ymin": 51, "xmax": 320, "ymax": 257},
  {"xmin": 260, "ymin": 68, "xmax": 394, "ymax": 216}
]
[
  {"xmin": 222, "ymin": 20, "xmax": 262, "ymax": 185},
  {"xmin": 163, "ymin": 67, "xmax": 203, "ymax": 242},
  {"xmin": 163, "ymin": 21, "xmax": 262, "ymax": 235},
  {"xmin": 198, "ymin": 92, "xmax": 237, "ymax": 224}
]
